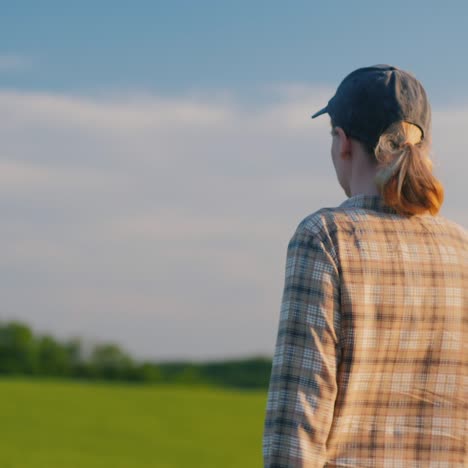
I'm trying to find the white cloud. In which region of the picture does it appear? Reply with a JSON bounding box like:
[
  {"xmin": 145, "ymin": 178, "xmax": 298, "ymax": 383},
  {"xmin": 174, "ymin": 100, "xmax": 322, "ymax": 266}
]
[
  {"xmin": 0, "ymin": 86, "xmax": 466, "ymax": 361},
  {"xmin": 0, "ymin": 89, "xmax": 235, "ymax": 131}
]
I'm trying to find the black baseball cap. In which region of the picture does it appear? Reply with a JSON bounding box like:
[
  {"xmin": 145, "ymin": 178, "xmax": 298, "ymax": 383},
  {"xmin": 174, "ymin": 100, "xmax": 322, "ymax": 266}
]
[{"xmin": 311, "ymin": 64, "xmax": 431, "ymax": 148}]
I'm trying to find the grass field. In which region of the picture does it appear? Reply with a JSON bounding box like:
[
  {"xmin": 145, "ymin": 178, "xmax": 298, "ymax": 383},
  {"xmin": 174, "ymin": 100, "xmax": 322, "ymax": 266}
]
[{"xmin": 0, "ymin": 378, "xmax": 268, "ymax": 468}]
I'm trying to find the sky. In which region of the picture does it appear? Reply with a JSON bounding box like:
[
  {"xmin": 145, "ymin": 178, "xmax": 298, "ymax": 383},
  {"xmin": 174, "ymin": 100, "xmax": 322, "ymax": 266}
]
[{"xmin": 1, "ymin": 1, "xmax": 467, "ymax": 361}]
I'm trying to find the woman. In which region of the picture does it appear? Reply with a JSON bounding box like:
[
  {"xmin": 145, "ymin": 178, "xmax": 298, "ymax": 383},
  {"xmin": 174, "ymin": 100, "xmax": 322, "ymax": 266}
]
[{"xmin": 263, "ymin": 65, "xmax": 467, "ymax": 467}]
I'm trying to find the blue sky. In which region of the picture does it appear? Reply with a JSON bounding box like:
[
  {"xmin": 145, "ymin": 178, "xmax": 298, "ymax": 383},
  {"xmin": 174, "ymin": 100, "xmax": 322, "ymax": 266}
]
[
  {"xmin": 1, "ymin": 2, "xmax": 467, "ymax": 360},
  {"xmin": 3, "ymin": 1, "xmax": 468, "ymax": 103}
]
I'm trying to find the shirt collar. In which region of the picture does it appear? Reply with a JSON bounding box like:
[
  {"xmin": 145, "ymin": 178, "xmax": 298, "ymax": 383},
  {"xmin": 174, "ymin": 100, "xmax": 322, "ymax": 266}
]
[{"xmin": 339, "ymin": 194, "xmax": 399, "ymax": 214}]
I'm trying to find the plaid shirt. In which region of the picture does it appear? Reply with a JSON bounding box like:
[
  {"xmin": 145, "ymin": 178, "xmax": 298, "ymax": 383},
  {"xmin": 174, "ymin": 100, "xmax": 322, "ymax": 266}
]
[{"xmin": 263, "ymin": 194, "xmax": 467, "ymax": 467}]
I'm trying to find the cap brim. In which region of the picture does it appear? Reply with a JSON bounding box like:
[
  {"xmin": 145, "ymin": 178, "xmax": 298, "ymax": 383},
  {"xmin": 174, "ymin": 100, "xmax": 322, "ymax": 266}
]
[{"xmin": 311, "ymin": 106, "xmax": 328, "ymax": 119}]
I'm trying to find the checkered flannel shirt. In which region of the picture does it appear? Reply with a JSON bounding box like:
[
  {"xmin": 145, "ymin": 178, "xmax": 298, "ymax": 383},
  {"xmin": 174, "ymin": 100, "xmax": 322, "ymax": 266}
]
[{"xmin": 263, "ymin": 194, "xmax": 467, "ymax": 467}]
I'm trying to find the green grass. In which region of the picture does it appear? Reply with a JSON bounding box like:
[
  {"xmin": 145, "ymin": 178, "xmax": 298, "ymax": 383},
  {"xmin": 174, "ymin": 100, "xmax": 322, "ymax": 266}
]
[{"xmin": 0, "ymin": 378, "xmax": 267, "ymax": 468}]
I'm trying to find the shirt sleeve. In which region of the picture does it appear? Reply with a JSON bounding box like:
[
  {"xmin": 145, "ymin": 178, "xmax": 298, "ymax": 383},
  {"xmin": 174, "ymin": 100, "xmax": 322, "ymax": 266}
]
[{"xmin": 263, "ymin": 223, "xmax": 342, "ymax": 468}]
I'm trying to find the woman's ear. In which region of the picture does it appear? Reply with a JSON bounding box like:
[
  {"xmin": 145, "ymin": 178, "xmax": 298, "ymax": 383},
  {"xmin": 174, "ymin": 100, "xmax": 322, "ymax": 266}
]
[{"xmin": 335, "ymin": 127, "xmax": 352, "ymax": 160}]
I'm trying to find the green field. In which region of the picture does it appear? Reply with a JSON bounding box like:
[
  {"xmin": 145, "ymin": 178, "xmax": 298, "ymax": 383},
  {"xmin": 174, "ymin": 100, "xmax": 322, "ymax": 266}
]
[{"xmin": 0, "ymin": 378, "xmax": 267, "ymax": 468}]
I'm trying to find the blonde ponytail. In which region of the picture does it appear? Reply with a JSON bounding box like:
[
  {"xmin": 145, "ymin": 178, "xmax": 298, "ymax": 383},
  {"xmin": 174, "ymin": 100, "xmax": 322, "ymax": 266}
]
[{"xmin": 373, "ymin": 122, "xmax": 444, "ymax": 216}]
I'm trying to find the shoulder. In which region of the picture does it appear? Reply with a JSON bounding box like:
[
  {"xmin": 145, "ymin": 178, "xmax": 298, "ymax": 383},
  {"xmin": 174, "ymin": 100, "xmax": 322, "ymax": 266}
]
[
  {"xmin": 293, "ymin": 205, "xmax": 354, "ymax": 241},
  {"xmin": 429, "ymin": 214, "xmax": 468, "ymax": 249},
  {"xmin": 287, "ymin": 206, "xmax": 352, "ymax": 268},
  {"xmin": 435, "ymin": 215, "xmax": 468, "ymax": 237}
]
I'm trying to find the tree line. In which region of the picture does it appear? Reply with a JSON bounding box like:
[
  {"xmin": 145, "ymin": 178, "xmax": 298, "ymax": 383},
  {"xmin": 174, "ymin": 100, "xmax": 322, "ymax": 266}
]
[{"xmin": 0, "ymin": 320, "xmax": 272, "ymax": 389}]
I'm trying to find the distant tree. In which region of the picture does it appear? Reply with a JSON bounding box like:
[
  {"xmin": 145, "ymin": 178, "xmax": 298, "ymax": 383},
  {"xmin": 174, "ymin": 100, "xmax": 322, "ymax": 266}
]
[
  {"xmin": 37, "ymin": 334, "xmax": 70, "ymax": 376},
  {"xmin": 63, "ymin": 337, "xmax": 83, "ymax": 366},
  {"xmin": 88, "ymin": 343, "xmax": 134, "ymax": 380},
  {"xmin": 172, "ymin": 364, "xmax": 203, "ymax": 385},
  {"xmin": 0, "ymin": 320, "xmax": 273, "ymax": 388},
  {"xmin": 201, "ymin": 357, "xmax": 272, "ymax": 388},
  {"xmin": 0, "ymin": 321, "xmax": 38, "ymax": 375},
  {"xmin": 137, "ymin": 362, "xmax": 163, "ymax": 383}
]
